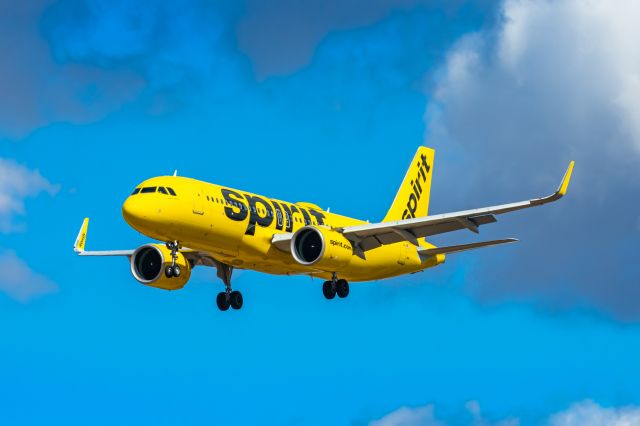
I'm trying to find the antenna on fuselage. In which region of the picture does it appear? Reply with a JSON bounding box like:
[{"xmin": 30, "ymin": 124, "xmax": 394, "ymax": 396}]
[{"xmin": 173, "ymin": 170, "xmax": 178, "ymax": 176}]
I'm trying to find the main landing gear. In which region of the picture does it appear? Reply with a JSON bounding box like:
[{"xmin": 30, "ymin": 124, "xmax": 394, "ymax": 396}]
[
  {"xmin": 322, "ymin": 273, "xmax": 349, "ymax": 300},
  {"xmin": 214, "ymin": 260, "xmax": 243, "ymax": 311},
  {"xmin": 216, "ymin": 290, "xmax": 243, "ymax": 311},
  {"xmin": 164, "ymin": 241, "xmax": 182, "ymax": 278},
  {"xmin": 162, "ymin": 241, "xmax": 243, "ymax": 311}
]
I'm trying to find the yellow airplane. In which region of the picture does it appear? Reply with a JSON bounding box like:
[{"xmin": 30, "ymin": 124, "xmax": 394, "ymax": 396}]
[{"xmin": 74, "ymin": 147, "xmax": 574, "ymax": 311}]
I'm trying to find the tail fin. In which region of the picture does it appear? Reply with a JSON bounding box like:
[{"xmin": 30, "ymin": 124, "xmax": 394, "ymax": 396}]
[{"xmin": 383, "ymin": 146, "xmax": 434, "ymax": 222}]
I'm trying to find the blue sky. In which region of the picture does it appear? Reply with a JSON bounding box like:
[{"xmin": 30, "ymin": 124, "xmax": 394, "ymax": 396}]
[{"xmin": 2, "ymin": 1, "xmax": 640, "ymax": 425}]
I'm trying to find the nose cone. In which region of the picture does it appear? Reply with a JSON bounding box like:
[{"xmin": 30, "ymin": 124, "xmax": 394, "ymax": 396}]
[{"xmin": 122, "ymin": 196, "xmax": 147, "ymax": 227}]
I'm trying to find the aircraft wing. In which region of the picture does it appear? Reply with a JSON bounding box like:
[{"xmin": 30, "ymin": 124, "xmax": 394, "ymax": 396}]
[
  {"xmin": 340, "ymin": 161, "xmax": 574, "ymax": 252},
  {"xmin": 73, "ymin": 218, "xmax": 217, "ymax": 266}
]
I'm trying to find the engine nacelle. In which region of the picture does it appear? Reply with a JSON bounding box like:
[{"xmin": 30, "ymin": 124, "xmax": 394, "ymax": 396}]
[
  {"xmin": 130, "ymin": 244, "xmax": 191, "ymax": 290},
  {"xmin": 290, "ymin": 226, "xmax": 353, "ymax": 271}
]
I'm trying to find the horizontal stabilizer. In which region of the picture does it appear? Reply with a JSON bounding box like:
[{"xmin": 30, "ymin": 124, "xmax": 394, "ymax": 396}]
[{"xmin": 418, "ymin": 238, "xmax": 518, "ymax": 259}]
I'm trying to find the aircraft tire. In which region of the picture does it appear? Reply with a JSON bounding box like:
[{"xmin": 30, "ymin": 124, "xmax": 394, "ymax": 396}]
[
  {"xmin": 216, "ymin": 292, "xmax": 230, "ymax": 311},
  {"xmin": 172, "ymin": 265, "xmax": 181, "ymax": 277},
  {"xmin": 322, "ymin": 281, "xmax": 336, "ymax": 299},
  {"xmin": 230, "ymin": 291, "xmax": 243, "ymax": 310},
  {"xmin": 165, "ymin": 265, "xmax": 174, "ymax": 278},
  {"xmin": 336, "ymin": 279, "xmax": 349, "ymax": 298}
]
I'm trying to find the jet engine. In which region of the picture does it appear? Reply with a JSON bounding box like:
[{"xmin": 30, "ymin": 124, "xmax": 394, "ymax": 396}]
[
  {"xmin": 130, "ymin": 244, "xmax": 191, "ymax": 290},
  {"xmin": 290, "ymin": 226, "xmax": 353, "ymax": 271}
]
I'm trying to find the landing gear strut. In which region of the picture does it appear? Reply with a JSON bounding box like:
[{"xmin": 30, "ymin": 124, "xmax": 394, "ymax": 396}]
[
  {"xmin": 323, "ymin": 273, "xmax": 349, "ymax": 300},
  {"xmin": 164, "ymin": 240, "xmax": 182, "ymax": 278},
  {"xmin": 214, "ymin": 261, "xmax": 243, "ymax": 311}
]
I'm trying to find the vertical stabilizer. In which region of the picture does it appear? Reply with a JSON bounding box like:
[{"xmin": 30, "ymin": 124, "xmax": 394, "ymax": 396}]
[{"xmin": 383, "ymin": 147, "xmax": 434, "ymax": 222}]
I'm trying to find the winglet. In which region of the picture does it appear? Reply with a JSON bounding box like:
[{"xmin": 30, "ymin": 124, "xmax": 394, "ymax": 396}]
[
  {"xmin": 74, "ymin": 218, "xmax": 89, "ymax": 253},
  {"xmin": 533, "ymin": 161, "xmax": 575, "ymax": 205},
  {"xmin": 557, "ymin": 160, "xmax": 574, "ymax": 197}
]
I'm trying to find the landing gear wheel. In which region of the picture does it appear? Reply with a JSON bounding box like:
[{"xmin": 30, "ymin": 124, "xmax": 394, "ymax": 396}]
[
  {"xmin": 336, "ymin": 279, "xmax": 349, "ymax": 298},
  {"xmin": 230, "ymin": 291, "xmax": 243, "ymax": 310},
  {"xmin": 172, "ymin": 265, "xmax": 181, "ymax": 277},
  {"xmin": 165, "ymin": 265, "xmax": 174, "ymax": 278},
  {"xmin": 322, "ymin": 281, "xmax": 336, "ymax": 299},
  {"xmin": 216, "ymin": 292, "xmax": 230, "ymax": 311}
]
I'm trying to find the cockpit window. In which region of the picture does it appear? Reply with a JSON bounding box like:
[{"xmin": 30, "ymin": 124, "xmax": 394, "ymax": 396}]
[
  {"xmin": 140, "ymin": 187, "xmax": 157, "ymax": 193},
  {"xmin": 166, "ymin": 187, "xmax": 177, "ymax": 196},
  {"xmin": 131, "ymin": 188, "xmax": 141, "ymax": 195},
  {"xmin": 158, "ymin": 187, "xmax": 168, "ymax": 194}
]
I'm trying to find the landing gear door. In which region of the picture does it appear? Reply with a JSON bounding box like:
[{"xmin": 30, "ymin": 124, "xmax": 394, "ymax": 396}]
[{"xmin": 193, "ymin": 186, "xmax": 205, "ymax": 215}]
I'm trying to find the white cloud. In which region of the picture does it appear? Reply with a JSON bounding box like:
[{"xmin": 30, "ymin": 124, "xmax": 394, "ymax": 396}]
[
  {"xmin": 427, "ymin": 0, "xmax": 640, "ymax": 167},
  {"xmin": 547, "ymin": 400, "xmax": 640, "ymax": 426},
  {"xmin": 0, "ymin": 251, "xmax": 58, "ymax": 302},
  {"xmin": 369, "ymin": 401, "xmax": 518, "ymax": 426},
  {"xmin": 370, "ymin": 405, "xmax": 444, "ymax": 426},
  {"xmin": 423, "ymin": 0, "xmax": 640, "ymax": 320},
  {"xmin": 0, "ymin": 158, "xmax": 58, "ymax": 233},
  {"xmin": 371, "ymin": 400, "xmax": 640, "ymax": 426}
]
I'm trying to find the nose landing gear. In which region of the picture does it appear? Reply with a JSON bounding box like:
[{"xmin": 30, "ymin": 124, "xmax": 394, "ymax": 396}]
[{"xmin": 164, "ymin": 241, "xmax": 182, "ymax": 278}]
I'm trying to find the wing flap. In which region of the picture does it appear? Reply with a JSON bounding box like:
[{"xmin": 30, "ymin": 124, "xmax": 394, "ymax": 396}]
[{"xmin": 350, "ymin": 214, "xmax": 497, "ymax": 251}]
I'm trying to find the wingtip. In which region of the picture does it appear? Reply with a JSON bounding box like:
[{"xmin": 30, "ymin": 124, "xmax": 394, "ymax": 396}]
[
  {"xmin": 558, "ymin": 161, "xmax": 574, "ymax": 196},
  {"xmin": 74, "ymin": 218, "xmax": 90, "ymax": 253}
]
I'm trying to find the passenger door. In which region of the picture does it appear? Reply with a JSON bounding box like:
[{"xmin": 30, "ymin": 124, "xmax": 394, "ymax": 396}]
[{"xmin": 193, "ymin": 185, "xmax": 205, "ymax": 215}]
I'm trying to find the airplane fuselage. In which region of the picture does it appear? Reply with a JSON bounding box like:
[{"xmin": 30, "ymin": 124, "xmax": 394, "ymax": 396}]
[{"xmin": 121, "ymin": 176, "xmax": 443, "ymax": 282}]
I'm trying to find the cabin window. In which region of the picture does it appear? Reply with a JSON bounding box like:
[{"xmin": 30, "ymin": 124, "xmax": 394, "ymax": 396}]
[{"xmin": 140, "ymin": 187, "xmax": 157, "ymax": 193}]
